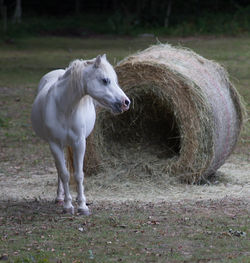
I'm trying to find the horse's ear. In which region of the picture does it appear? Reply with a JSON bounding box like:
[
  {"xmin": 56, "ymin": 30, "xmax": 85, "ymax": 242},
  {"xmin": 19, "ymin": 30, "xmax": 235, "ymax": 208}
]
[
  {"xmin": 94, "ymin": 55, "xmax": 102, "ymax": 68},
  {"xmin": 102, "ymin": 54, "xmax": 107, "ymax": 60}
]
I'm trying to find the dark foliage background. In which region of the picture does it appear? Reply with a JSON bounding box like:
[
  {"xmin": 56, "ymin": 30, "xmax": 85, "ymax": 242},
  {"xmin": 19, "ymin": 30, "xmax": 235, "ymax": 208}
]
[{"xmin": 1, "ymin": 0, "xmax": 250, "ymax": 37}]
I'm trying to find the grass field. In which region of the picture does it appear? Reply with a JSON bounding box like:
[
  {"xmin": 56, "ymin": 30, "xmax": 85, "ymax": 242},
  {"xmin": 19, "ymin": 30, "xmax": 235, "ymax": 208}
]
[
  {"xmin": 0, "ymin": 199, "xmax": 249, "ymax": 263},
  {"xmin": 0, "ymin": 36, "xmax": 249, "ymax": 262}
]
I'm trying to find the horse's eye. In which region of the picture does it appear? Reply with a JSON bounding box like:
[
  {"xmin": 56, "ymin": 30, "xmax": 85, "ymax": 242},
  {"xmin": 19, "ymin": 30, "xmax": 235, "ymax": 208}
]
[{"xmin": 102, "ymin": 78, "xmax": 110, "ymax": 85}]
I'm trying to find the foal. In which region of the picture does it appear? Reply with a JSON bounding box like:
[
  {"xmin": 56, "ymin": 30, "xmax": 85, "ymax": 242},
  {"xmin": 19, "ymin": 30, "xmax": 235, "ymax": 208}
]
[{"xmin": 31, "ymin": 55, "xmax": 130, "ymax": 215}]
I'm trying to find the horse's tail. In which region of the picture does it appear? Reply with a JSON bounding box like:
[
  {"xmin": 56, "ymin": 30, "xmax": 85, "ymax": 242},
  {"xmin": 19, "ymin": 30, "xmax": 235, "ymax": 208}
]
[{"xmin": 66, "ymin": 146, "xmax": 75, "ymax": 185}]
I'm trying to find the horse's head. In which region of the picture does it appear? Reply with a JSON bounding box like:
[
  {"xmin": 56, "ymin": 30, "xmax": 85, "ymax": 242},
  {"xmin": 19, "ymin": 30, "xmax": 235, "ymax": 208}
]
[{"xmin": 84, "ymin": 55, "xmax": 130, "ymax": 114}]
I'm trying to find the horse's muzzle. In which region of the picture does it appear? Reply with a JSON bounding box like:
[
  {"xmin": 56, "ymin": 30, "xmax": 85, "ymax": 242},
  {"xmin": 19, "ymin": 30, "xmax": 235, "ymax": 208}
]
[
  {"xmin": 113, "ymin": 98, "xmax": 130, "ymax": 113},
  {"xmin": 122, "ymin": 98, "xmax": 130, "ymax": 111}
]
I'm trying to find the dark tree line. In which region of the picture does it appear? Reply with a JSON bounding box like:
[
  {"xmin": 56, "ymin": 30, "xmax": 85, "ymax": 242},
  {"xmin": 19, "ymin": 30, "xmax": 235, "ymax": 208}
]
[
  {"xmin": 1, "ymin": 0, "xmax": 249, "ymax": 34},
  {"xmin": 2, "ymin": 1, "xmax": 250, "ymax": 18}
]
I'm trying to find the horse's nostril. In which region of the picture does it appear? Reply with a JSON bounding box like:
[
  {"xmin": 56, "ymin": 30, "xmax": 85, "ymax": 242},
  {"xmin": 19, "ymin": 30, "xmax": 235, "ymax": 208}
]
[{"xmin": 124, "ymin": 99, "xmax": 130, "ymax": 106}]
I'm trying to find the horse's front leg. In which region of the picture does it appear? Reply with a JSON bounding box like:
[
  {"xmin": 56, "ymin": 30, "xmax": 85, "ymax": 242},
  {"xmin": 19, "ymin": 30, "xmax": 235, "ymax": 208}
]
[
  {"xmin": 72, "ymin": 139, "xmax": 90, "ymax": 216},
  {"xmin": 49, "ymin": 142, "xmax": 74, "ymax": 214}
]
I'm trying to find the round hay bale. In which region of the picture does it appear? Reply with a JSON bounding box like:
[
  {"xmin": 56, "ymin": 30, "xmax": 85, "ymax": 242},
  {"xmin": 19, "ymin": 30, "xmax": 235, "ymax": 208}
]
[{"xmin": 84, "ymin": 44, "xmax": 244, "ymax": 183}]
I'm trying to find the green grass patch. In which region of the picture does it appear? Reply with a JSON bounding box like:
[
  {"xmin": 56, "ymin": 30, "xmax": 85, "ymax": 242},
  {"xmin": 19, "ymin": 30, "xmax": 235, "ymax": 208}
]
[{"xmin": 0, "ymin": 199, "xmax": 249, "ymax": 262}]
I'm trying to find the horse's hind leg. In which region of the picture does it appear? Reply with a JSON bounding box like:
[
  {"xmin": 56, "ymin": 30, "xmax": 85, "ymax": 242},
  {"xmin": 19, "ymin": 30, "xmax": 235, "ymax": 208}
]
[
  {"xmin": 49, "ymin": 142, "xmax": 74, "ymax": 214},
  {"xmin": 55, "ymin": 176, "xmax": 64, "ymax": 205},
  {"xmin": 72, "ymin": 139, "xmax": 90, "ymax": 216}
]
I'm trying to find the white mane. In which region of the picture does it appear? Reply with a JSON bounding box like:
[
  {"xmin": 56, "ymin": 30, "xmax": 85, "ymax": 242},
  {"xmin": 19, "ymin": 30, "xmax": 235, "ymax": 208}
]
[{"xmin": 63, "ymin": 59, "xmax": 95, "ymax": 94}]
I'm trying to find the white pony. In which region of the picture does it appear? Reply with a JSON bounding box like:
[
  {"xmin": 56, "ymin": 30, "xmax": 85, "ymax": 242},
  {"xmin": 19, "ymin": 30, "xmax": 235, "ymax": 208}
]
[{"xmin": 31, "ymin": 55, "xmax": 130, "ymax": 215}]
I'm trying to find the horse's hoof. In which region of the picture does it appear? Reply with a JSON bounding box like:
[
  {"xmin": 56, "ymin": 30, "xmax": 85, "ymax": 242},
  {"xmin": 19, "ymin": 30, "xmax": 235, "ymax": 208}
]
[
  {"xmin": 55, "ymin": 199, "xmax": 64, "ymax": 206},
  {"xmin": 78, "ymin": 208, "xmax": 91, "ymax": 216},
  {"xmin": 63, "ymin": 207, "xmax": 74, "ymax": 215}
]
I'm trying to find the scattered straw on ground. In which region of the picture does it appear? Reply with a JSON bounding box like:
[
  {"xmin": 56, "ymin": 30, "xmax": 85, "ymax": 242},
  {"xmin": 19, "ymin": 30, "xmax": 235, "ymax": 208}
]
[{"xmin": 1, "ymin": 155, "xmax": 249, "ymax": 203}]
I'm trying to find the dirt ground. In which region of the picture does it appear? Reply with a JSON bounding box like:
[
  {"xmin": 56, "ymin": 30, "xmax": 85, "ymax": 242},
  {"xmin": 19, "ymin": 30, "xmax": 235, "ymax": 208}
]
[{"xmin": 0, "ymin": 153, "xmax": 249, "ymax": 204}]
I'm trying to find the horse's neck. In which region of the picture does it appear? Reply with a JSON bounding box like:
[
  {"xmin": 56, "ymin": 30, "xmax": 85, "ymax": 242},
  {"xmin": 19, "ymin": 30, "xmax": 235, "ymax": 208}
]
[{"xmin": 55, "ymin": 71, "xmax": 87, "ymax": 114}]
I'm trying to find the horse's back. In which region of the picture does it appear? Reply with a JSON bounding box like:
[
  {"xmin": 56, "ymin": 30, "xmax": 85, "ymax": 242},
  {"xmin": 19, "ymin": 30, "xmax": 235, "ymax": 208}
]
[
  {"xmin": 37, "ymin": 69, "xmax": 65, "ymax": 94},
  {"xmin": 32, "ymin": 69, "xmax": 65, "ymax": 140}
]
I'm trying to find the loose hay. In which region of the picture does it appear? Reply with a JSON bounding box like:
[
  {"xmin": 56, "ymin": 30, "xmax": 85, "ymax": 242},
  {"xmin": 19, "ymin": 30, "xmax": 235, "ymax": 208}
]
[{"xmin": 75, "ymin": 44, "xmax": 244, "ymax": 184}]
